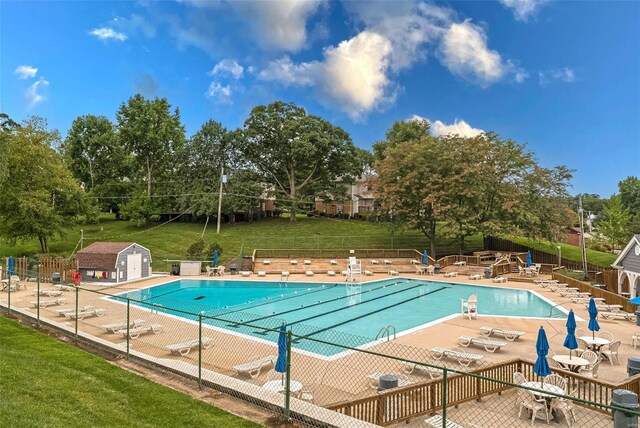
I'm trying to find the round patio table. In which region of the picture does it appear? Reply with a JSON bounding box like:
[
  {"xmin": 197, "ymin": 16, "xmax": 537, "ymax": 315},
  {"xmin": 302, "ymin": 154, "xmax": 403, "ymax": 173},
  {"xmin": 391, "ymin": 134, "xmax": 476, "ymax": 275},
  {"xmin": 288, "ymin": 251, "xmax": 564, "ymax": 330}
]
[
  {"xmin": 552, "ymin": 355, "xmax": 589, "ymax": 373},
  {"xmin": 522, "ymin": 381, "xmax": 564, "ymax": 398},
  {"xmin": 578, "ymin": 336, "xmax": 611, "ymax": 353},
  {"xmin": 263, "ymin": 380, "xmax": 302, "ymax": 394}
]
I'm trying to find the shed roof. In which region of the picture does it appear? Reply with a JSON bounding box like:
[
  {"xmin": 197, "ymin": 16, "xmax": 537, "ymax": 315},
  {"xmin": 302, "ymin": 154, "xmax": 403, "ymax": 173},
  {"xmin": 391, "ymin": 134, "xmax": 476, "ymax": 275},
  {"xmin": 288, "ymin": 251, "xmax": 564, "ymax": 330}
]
[
  {"xmin": 612, "ymin": 235, "xmax": 640, "ymax": 268},
  {"xmin": 78, "ymin": 242, "xmax": 134, "ymax": 254},
  {"xmin": 77, "ymin": 242, "xmax": 136, "ymax": 270}
]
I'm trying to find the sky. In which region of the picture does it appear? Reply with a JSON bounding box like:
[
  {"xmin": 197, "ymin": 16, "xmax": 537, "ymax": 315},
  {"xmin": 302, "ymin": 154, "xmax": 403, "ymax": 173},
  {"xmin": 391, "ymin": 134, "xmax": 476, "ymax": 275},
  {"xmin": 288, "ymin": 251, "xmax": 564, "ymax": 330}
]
[{"xmin": 2, "ymin": 0, "xmax": 639, "ymax": 197}]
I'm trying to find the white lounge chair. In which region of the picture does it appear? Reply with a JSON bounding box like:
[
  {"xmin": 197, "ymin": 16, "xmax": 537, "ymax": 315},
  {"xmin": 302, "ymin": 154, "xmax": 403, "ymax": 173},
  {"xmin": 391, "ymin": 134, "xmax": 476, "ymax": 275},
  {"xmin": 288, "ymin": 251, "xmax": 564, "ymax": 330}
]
[
  {"xmin": 401, "ymin": 362, "xmax": 443, "ymax": 379},
  {"xmin": 458, "ymin": 336, "xmax": 507, "ymax": 353},
  {"xmin": 549, "ymin": 283, "xmax": 569, "ymax": 291},
  {"xmin": 443, "ymin": 272, "xmax": 458, "ymax": 278},
  {"xmin": 430, "ymin": 347, "xmax": 483, "ymax": 366},
  {"xmin": 492, "ymin": 277, "xmax": 507, "ymax": 283},
  {"xmin": 304, "ymin": 259, "xmax": 311, "ymax": 265},
  {"xmin": 305, "ymin": 270, "xmax": 314, "ymax": 277},
  {"xmin": 31, "ymin": 298, "xmax": 66, "ymax": 308},
  {"xmin": 290, "ymin": 260, "xmax": 298, "ymax": 265},
  {"xmin": 166, "ymin": 337, "xmax": 213, "ymax": 356},
  {"xmin": 469, "ymin": 274, "xmax": 482, "ymax": 280},
  {"xmin": 479, "ymin": 326, "xmax": 525, "ymax": 341},
  {"xmin": 101, "ymin": 319, "xmax": 146, "ymax": 333},
  {"xmin": 368, "ymin": 372, "xmax": 414, "ymax": 389},
  {"xmin": 601, "ymin": 311, "xmax": 635, "ymax": 321},
  {"xmin": 369, "ymin": 259, "xmax": 379, "ymax": 265},
  {"xmin": 33, "ymin": 289, "xmax": 63, "ymax": 297},
  {"xmin": 233, "ymin": 355, "xmax": 277, "ymax": 378},
  {"xmin": 263, "ymin": 260, "xmax": 271, "ymax": 265},
  {"xmin": 53, "ymin": 284, "xmax": 76, "ymax": 292},
  {"xmin": 281, "ymin": 271, "xmax": 290, "ymax": 279},
  {"xmin": 388, "ymin": 270, "xmax": 399, "ymax": 276},
  {"xmin": 364, "ymin": 270, "xmax": 373, "ymax": 276},
  {"xmin": 383, "ymin": 259, "xmax": 392, "ymax": 265},
  {"xmin": 118, "ymin": 323, "xmax": 164, "ymax": 339},
  {"xmin": 66, "ymin": 308, "xmax": 106, "ymax": 320},
  {"xmin": 55, "ymin": 306, "xmax": 93, "ymax": 317},
  {"xmin": 257, "ymin": 271, "xmax": 266, "ymax": 277},
  {"xmin": 330, "ymin": 259, "xmax": 337, "ymax": 265},
  {"xmin": 327, "ymin": 270, "xmax": 336, "ymax": 276},
  {"xmin": 453, "ymin": 261, "xmax": 467, "ymax": 267},
  {"xmin": 241, "ymin": 271, "xmax": 252, "ymax": 277}
]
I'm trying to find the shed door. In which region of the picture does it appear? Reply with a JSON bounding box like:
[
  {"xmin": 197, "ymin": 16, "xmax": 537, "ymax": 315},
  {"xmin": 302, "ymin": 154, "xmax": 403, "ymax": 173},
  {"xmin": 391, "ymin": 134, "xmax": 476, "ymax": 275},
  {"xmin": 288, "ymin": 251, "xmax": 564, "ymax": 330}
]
[{"xmin": 127, "ymin": 254, "xmax": 142, "ymax": 280}]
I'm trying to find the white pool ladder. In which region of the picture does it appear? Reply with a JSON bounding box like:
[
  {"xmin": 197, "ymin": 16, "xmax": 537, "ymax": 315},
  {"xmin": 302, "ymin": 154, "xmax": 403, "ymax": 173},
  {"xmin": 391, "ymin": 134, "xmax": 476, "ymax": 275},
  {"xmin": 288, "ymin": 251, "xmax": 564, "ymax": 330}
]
[{"xmin": 375, "ymin": 324, "xmax": 397, "ymax": 341}]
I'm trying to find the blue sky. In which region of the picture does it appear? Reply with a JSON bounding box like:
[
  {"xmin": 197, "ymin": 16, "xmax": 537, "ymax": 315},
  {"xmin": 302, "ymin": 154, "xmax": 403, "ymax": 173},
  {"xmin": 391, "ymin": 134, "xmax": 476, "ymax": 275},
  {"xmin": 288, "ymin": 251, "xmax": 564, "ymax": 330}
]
[{"xmin": 2, "ymin": 0, "xmax": 639, "ymax": 197}]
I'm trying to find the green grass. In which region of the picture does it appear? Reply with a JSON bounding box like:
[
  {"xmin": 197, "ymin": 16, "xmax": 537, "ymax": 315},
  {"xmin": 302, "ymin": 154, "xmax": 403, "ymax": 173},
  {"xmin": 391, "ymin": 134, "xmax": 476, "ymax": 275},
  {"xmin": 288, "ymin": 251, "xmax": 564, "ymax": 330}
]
[
  {"xmin": 0, "ymin": 316, "xmax": 262, "ymax": 428},
  {"xmin": 510, "ymin": 237, "xmax": 616, "ymax": 266},
  {"xmin": 0, "ymin": 214, "xmax": 483, "ymax": 270}
]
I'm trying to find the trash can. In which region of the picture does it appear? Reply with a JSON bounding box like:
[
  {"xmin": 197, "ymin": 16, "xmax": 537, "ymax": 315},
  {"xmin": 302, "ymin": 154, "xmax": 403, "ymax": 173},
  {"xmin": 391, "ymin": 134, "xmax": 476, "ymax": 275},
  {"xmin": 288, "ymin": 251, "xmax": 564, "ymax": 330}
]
[
  {"xmin": 434, "ymin": 264, "xmax": 441, "ymax": 274},
  {"xmin": 636, "ymin": 308, "xmax": 640, "ymax": 326},
  {"xmin": 378, "ymin": 374, "xmax": 399, "ymax": 391},
  {"xmin": 628, "ymin": 358, "xmax": 640, "ymax": 377},
  {"xmin": 171, "ymin": 263, "xmax": 180, "ymax": 275},
  {"xmin": 229, "ymin": 264, "xmax": 237, "ymax": 275},
  {"xmin": 611, "ymin": 389, "xmax": 639, "ymax": 428},
  {"xmin": 51, "ymin": 272, "xmax": 61, "ymax": 284},
  {"xmin": 484, "ymin": 268, "xmax": 492, "ymax": 279}
]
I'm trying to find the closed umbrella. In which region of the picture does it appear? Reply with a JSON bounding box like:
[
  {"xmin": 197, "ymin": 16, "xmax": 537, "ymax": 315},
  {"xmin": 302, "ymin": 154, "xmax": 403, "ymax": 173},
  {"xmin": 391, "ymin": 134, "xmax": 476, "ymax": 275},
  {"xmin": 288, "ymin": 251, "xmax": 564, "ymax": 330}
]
[
  {"xmin": 588, "ymin": 298, "xmax": 600, "ymax": 339},
  {"xmin": 534, "ymin": 326, "xmax": 551, "ymax": 385},
  {"xmin": 275, "ymin": 324, "xmax": 287, "ymax": 385},
  {"xmin": 526, "ymin": 251, "xmax": 533, "ymax": 266},
  {"xmin": 213, "ymin": 250, "xmax": 218, "ymax": 267},
  {"xmin": 7, "ymin": 256, "xmax": 14, "ymax": 276},
  {"xmin": 422, "ymin": 250, "xmax": 428, "ymax": 265},
  {"xmin": 563, "ymin": 310, "xmax": 578, "ymax": 358}
]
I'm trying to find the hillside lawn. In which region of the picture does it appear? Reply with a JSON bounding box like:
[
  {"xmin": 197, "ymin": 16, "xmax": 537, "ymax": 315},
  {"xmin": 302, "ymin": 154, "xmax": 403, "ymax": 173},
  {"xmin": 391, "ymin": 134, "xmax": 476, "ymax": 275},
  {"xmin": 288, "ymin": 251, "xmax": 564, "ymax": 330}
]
[
  {"xmin": 0, "ymin": 316, "xmax": 262, "ymax": 428},
  {"xmin": 510, "ymin": 237, "xmax": 617, "ymax": 266}
]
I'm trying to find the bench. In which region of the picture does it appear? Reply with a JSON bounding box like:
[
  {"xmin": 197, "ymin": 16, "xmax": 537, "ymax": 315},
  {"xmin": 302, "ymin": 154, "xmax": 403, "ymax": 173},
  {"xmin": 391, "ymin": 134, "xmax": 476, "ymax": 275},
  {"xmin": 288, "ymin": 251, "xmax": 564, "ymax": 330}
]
[
  {"xmin": 430, "ymin": 347, "xmax": 483, "ymax": 367},
  {"xmin": 480, "ymin": 326, "xmax": 525, "ymax": 341},
  {"xmin": 458, "ymin": 336, "xmax": 507, "ymax": 353}
]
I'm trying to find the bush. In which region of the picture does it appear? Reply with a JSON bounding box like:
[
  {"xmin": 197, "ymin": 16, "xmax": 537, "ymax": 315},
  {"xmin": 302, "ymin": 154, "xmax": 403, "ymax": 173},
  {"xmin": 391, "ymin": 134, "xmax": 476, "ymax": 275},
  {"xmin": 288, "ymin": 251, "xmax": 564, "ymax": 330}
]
[
  {"xmin": 206, "ymin": 242, "xmax": 223, "ymax": 256},
  {"xmin": 186, "ymin": 239, "xmax": 206, "ymax": 260}
]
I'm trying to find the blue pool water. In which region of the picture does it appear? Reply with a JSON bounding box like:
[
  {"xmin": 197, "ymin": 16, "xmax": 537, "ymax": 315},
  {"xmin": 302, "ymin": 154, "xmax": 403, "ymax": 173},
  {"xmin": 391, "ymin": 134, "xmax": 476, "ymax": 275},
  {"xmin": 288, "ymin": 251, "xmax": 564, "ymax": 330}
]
[{"xmin": 113, "ymin": 278, "xmax": 565, "ymax": 356}]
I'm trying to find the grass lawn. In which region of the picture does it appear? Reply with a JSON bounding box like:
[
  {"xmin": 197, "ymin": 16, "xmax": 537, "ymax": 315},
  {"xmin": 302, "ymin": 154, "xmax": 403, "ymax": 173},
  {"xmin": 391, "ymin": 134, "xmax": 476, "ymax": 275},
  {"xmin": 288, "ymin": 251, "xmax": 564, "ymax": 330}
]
[
  {"xmin": 0, "ymin": 316, "xmax": 262, "ymax": 428},
  {"xmin": 510, "ymin": 237, "xmax": 617, "ymax": 266},
  {"xmin": 0, "ymin": 214, "xmax": 483, "ymax": 270}
]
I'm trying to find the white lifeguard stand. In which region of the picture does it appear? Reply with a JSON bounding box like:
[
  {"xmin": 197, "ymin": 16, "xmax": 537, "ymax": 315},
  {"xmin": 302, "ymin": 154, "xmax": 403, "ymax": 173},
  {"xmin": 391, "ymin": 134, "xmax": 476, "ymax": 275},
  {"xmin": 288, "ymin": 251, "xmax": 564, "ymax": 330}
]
[{"xmin": 346, "ymin": 253, "xmax": 361, "ymax": 282}]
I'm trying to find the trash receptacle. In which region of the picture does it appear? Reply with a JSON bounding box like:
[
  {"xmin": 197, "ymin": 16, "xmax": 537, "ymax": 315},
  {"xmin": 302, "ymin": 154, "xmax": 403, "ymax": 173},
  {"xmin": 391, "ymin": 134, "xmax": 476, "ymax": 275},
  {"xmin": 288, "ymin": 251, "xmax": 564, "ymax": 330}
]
[
  {"xmin": 611, "ymin": 389, "xmax": 639, "ymax": 428},
  {"xmin": 484, "ymin": 268, "xmax": 492, "ymax": 279},
  {"xmin": 51, "ymin": 272, "xmax": 61, "ymax": 284},
  {"xmin": 434, "ymin": 264, "xmax": 441, "ymax": 274},
  {"xmin": 628, "ymin": 358, "xmax": 640, "ymax": 377},
  {"xmin": 636, "ymin": 308, "xmax": 640, "ymax": 326},
  {"xmin": 229, "ymin": 264, "xmax": 237, "ymax": 275}
]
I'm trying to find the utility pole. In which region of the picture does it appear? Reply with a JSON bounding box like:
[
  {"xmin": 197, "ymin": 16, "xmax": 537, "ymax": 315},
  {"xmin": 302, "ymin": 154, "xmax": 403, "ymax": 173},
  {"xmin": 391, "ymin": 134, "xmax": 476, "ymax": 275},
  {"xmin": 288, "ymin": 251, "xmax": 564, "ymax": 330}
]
[
  {"xmin": 216, "ymin": 165, "xmax": 225, "ymax": 234},
  {"xmin": 578, "ymin": 196, "xmax": 588, "ymax": 275},
  {"xmin": 80, "ymin": 230, "xmax": 84, "ymax": 250}
]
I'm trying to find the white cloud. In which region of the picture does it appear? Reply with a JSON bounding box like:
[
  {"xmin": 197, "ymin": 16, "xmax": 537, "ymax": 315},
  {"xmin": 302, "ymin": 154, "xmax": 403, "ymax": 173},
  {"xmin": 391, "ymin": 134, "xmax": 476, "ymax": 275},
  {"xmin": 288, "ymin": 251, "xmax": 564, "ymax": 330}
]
[
  {"xmin": 410, "ymin": 115, "xmax": 485, "ymax": 138},
  {"xmin": 259, "ymin": 31, "xmax": 396, "ymax": 120},
  {"xmin": 499, "ymin": 0, "xmax": 549, "ymax": 22},
  {"xmin": 439, "ymin": 20, "xmax": 518, "ymax": 87},
  {"xmin": 232, "ymin": 0, "xmax": 325, "ymax": 52},
  {"xmin": 26, "ymin": 77, "xmax": 49, "ymax": 108},
  {"xmin": 89, "ymin": 27, "xmax": 128, "ymax": 42},
  {"xmin": 539, "ymin": 67, "xmax": 576, "ymax": 86},
  {"xmin": 210, "ymin": 59, "xmax": 244, "ymax": 80},
  {"xmin": 14, "ymin": 65, "xmax": 38, "ymax": 79},
  {"xmin": 205, "ymin": 82, "xmax": 232, "ymax": 103}
]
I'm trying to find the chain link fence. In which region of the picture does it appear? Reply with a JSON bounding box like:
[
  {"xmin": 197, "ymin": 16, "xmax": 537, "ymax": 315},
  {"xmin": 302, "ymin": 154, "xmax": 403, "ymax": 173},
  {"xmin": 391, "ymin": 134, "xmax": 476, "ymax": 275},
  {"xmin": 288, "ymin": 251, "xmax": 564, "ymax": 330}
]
[{"xmin": 2, "ymin": 270, "xmax": 640, "ymax": 427}]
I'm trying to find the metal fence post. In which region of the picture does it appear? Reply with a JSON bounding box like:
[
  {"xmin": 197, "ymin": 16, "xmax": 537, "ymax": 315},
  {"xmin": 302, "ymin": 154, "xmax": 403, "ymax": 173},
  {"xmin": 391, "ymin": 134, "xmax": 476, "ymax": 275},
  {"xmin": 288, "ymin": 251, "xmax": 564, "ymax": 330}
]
[
  {"xmin": 75, "ymin": 286, "xmax": 79, "ymax": 338},
  {"xmin": 36, "ymin": 262, "xmax": 41, "ymax": 326},
  {"xmin": 7, "ymin": 273, "xmax": 11, "ymax": 314},
  {"xmin": 126, "ymin": 298, "xmax": 130, "ymax": 360},
  {"xmin": 284, "ymin": 329, "xmax": 292, "ymax": 421},
  {"xmin": 442, "ymin": 368, "xmax": 447, "ymax": 428},
  {"xmin": 198, "ymin": 312, "xmax": 203, "ymax": 390}
]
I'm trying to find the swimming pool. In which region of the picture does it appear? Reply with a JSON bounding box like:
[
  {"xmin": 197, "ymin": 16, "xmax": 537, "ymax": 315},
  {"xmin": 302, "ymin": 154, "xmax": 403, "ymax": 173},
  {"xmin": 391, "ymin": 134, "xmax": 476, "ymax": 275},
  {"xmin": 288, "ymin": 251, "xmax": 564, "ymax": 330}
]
[{"xmin": 113, "ymin": 278, "xmax": 566, "ymax": 357}]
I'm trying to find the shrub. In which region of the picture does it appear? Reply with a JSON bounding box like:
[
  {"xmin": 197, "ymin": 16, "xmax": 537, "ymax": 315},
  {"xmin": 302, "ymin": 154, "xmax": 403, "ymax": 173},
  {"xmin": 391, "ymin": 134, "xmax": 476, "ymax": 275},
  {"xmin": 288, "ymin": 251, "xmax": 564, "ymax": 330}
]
[
  {"xmin": 206, "ymin": 242, "xmax": 223, "ymax": 256},
  {"xmin": 186, "ymin": 239, "xmax": 206, "ymax": 260}
]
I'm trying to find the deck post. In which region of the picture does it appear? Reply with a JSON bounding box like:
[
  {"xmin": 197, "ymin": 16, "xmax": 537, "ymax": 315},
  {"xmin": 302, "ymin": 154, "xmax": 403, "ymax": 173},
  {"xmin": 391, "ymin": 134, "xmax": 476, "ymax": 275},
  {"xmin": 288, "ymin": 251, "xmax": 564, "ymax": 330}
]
[
  {"xmin": 284, "ymin": 329, "xmax": 292, "ymax": 421},
  {"xmin": 442, "ymin": 369, "xmax": 447, "ymax": 428},
  {"xmin": 198, "ymin": 312, "xmax": 203, "ymax": 390},
  {"xmin": 75, "ymin": 286, "xmax": 79, "ymax": 338},
  {"xmin": 36, "ymin": 262, "xmax": 40, "ymax": 326},
  {"xmin": 7, "ymin": 274, "xmax": 10, "ymax": 314},
  {"xmin": 126, "ymin": 298, "xmax": 130, "ymax": 360}
]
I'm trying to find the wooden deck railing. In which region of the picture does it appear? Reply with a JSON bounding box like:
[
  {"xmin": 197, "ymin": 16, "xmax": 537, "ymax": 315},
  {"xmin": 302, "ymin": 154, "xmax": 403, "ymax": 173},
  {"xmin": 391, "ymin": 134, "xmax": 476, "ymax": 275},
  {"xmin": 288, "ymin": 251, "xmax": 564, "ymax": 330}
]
[
  {"xmin": 2, "ymin": 256, "xmax": 76, "ymax": 283},
  {"xmin": 552, "ymin": 272, "xmax": 634, "ymax": 313},
  {"xmin": 253, "ymin": 248, "xmax": 420, "ymax": 260},
  {"xmin": 328, "ymin": 358, "xmax": 640, "ymax": 426}
]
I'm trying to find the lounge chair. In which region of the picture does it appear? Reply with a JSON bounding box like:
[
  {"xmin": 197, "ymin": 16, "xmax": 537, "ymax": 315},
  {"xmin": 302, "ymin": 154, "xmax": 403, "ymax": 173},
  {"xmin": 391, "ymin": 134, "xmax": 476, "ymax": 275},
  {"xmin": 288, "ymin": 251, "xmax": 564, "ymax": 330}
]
[
  {"xmin": 330, "ymin": 259, "xmax": 337, "ymax": 265},
  {"xmin": 430, "ymin": 347, "xmax": 483, "ymax": 367},
  {"xmin": 479, "ymin": 326, "xmax": 525, "ymax": 341},
  {"xmin": 305, "ymin": 270, "xmax": 314, "ymax": 277},
  {"xmin": 388, "ymin": 270, "xmax": 399, "ymax": 276},
  {"xmin": 469, "ymin": 274, "xmax": 482, "ymax": 280},
  {"xmin": 166, "ymin": 337, "xmax": 213, "ymax": 356},
  {"xmin": 368, "ymin": 372, "xmax": 414, "ymax": 389},
  {"xmin": 55, "ymin": 306, "xmax": 92, "ymax": 317},
  {"xmin": 443, "ymin": 272, "xmax": 458, "ymax": 278},
  {"xmin": 233, "ymin": 355, "xmax": 276, "ymax": 378},
  {"xmin": 453, "ymin": 261, "xmax": 467, "ymax": 266},
  {"xmin": 31, "ymin": 298, "xmax": 66, "ymax": 308},
  {"xmin": 66, "ymin": 308, "xmax": 106, "ymax": 320},
  {"xmin": 53, "ymin": 284, "xmax": 76, "ymax": 292},
  {"xmin": 257, "ymin": 271, "xmax": 266, "ymax": 277},
  {"xmin": 492, "ymin": 277, "xmax": 507, "ymax": 283},
  {"xmin": 401, "ymin": 362, "xmax": 443, "ymax": 379},
  {"xmin": 327, "ymin": 270, "xmax": 336, "ymax": 276},
  {"xmin": 425, "ymin": 415, "xmax": 479, "ymax": 428},
  {"xmin": 304, "ymin": 259, "xmax": 311, "ymax": 265},
  {"xmin": 549, "ymin": 283, "xmax": 569, "ymax": 291},
  {"xmin": 383, "ymin": 259, "xmax": 392, "ymax": 265},
  {"xmin": 458, "ymin": 336, "xmax": 507, "ymax": 353},
  {"xmin": 33, "ymin": 289, "xmax": 63, "ymax": 297},
  {"xmin": 118, "ymin": 323, "xmax": 164, "ymax": 339},
  {"xmin": 601, "ymin": 311, "xmax": 635, "ymax": 321},
  {"xmin": 290, "ymin": 260, "xmax": 298, "ymax": 265},
  {"xmin": 241, "ymin": 271, "xmax": 251, "ymax": 277},
  {"xmin": 281, "ymin": 271, "xmax": 290, "ymax": 279},
  {"xmin": 101, "ymin": 319, "xmax": 146, "ymax": 333},
  {"xmin": 263, "ymin": 259, "xmax": 271, "ymax": 265},
  {"xmin": 369, "ymin": 259, "xmax": 379, "ymax": 265},
  {"xmin": 364, "ymin": 270, "xmax": 373, "ymax": 276}
]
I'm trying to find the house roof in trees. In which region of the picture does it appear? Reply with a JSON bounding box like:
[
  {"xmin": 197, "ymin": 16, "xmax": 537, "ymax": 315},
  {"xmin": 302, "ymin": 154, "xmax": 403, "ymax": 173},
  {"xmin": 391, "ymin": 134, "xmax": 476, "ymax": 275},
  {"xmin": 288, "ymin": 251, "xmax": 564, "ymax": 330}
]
[{"xmin": 77, "ymin": 242, "xmax": 148, "ymax": 270}]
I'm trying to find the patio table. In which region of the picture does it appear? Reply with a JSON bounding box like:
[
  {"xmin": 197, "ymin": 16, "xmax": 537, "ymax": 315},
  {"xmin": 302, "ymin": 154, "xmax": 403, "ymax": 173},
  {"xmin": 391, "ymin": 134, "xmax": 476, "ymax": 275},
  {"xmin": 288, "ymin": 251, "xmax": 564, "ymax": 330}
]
[
  {"xmin": 578, "ymin": 336, "xmax": 611, "ymax": 353},
  {"xmin": 522, "ymin": 381, "xmax": 565, "ymax": 398},
  {"xmin": 552, "ymin": 355, "xmax": 590, "ymax": 373}
]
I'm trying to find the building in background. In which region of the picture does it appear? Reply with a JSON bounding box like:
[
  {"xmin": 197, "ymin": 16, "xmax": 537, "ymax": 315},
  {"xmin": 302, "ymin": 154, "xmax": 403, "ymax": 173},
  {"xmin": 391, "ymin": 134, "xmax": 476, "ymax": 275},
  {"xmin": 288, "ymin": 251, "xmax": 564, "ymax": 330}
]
[{"xmin": 77, "ymin": 242, "xmax": 152, "ymax": 283}]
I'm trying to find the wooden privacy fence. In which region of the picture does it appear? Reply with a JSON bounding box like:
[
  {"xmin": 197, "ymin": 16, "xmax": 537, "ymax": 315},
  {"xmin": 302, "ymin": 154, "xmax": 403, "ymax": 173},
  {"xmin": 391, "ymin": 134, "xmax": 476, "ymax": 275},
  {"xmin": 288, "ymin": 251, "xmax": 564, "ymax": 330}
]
[
  {"xmin": 329, "ymin": 358, "xmax": 640, "ymax": 426},
  {"xmin": 552, "ymin": 272, "xmax": 634, "ymax": 313},
  {"xmin": 253, "ymin": 248, "xmax": 421, "ymax": 260},
  {"xmin": 1, "ymin": 256, "xmax": 76, "ymax": 282}
]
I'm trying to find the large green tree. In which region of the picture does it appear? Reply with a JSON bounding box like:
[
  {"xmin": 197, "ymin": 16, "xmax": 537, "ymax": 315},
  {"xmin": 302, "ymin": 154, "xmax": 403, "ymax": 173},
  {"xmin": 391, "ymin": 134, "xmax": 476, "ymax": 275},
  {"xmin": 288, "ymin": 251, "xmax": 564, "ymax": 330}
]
[
  {"xmin": 0, "ymin": 117, "xmax": 86, "ymax": 253},
  {"xmin": 599, "ymin": 195, "xmax": 632, "ymax": 250},
  {"xmin": 372, "ymin": 118, "xmax": 430, "ymax": 161},
  {"xmin": 619, "ymin": 176, "xmax": 640, "ymax": 234},
  {"xmin": 239, "ymin": 102, "xmax": 362, "ymax": 222}
]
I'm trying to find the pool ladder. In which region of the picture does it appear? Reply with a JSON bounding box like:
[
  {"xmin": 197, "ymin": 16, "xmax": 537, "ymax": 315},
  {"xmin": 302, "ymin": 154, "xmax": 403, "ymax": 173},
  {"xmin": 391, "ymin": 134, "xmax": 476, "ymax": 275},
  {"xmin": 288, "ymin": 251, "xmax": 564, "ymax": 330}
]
[{"xmin": 375, "ymin": 325, "xmax": 397, "ymax": 341}]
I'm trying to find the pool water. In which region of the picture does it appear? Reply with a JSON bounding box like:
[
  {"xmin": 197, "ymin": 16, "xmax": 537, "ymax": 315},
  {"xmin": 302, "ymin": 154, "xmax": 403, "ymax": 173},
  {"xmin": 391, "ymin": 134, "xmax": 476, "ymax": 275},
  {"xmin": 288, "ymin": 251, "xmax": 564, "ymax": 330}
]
[{"xmin": 114, "ymin": 278, "xmax": 565, "ymax": 357}]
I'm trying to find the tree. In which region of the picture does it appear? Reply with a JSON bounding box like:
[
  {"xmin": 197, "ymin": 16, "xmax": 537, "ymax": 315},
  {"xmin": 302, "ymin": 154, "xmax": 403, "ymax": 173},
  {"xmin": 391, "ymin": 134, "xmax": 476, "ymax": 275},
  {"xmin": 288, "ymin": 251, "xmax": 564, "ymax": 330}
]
[
  {"xmin": 239, "ymin": 102, "xmax": 362, "ymax": 222},
  {"xmin": 0, "ymin": 117, "xmax": 86, "ymax": 253},
  {"xmin": 619, "ymin": 176, "xmax": 640, "ymax": 234},
  {"xmin": 116, "ymin": 94, "xmax": 186, "ymax": 223},
  {"xmin": 372, "ymin": 118, "xmax": 430, "ymax": 161},
  {"xmin": 598, "ymin": 195, "xmax": 631, "ymax": 250}
]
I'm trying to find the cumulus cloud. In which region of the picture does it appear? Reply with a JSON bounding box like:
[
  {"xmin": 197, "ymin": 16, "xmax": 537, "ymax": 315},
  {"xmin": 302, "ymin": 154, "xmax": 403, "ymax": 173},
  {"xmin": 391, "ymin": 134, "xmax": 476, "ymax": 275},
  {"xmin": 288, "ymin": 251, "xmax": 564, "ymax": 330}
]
[
  {"xmin": 259, "ymin": 31, "xmax": 396, "ymax": 120},
  {"xmin": 538, "ymin": 67, "xmax": 576, "ymax": 86},
  {"xmin": 410, "ymin": 115, "xmax": 485, "ymax": 138},
  {"xmin": 14, "ymin": 65, "xmax": 38, "ymax": 79},
  {"xmin": 210, "ymin": 59, "xmax": 244, "ymax": 80},
  {"xmin": 89, "ymin": 27, "xmax": 128, "ymax": 42},
  {"xmin": 232, "ymin": 0, "xmax": 325, "ymax": 52},
  {"xmin": 205, "ymin": 81, "xmax": 232, "ymax": 103},
  {"xmin": 26, "ymin": 77, "xmax": 49, "ymax": 108},
  {"xmin": 438, "ymin": 20, "xmax": 523, "ymax": 87},
  {"xmin": 499, "ymin": 0, "xmax": 549, "ymax": 21}
]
